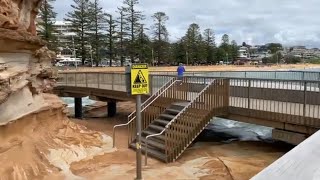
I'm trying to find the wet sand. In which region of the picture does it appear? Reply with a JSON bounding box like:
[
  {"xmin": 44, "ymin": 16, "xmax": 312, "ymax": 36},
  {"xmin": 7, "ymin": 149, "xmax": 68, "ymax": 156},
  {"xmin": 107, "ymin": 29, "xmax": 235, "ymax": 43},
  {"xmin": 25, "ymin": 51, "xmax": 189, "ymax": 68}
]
[{"xmin": 68, "ymin": 102, "xmax": 288, "ymax": 180}]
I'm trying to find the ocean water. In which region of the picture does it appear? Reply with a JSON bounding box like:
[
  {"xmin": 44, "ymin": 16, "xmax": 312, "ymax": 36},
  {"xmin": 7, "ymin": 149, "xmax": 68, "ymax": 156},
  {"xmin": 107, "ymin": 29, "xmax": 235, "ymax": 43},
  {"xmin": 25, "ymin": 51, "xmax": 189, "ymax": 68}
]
[{"xmin": 61, "ymin": 97, "xmax": 95, "ymax": 108}]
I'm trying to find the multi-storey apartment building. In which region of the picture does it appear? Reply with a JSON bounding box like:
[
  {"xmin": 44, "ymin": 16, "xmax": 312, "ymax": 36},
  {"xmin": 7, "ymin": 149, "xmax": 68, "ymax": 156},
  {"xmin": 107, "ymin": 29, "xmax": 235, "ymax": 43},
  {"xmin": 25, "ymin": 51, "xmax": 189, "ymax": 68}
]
[
  {"xmin": 52, "ymin": 21, "xmax": 76, "ymax": 49},
  {"xmin": 288, "ymin": 46, "xmax": 320, "ymax": 59}
]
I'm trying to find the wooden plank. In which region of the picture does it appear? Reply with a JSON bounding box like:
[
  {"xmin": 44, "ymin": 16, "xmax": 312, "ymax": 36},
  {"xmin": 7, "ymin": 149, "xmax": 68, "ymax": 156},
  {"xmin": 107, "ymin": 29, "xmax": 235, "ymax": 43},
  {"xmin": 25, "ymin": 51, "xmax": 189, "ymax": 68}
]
[
  {"xmin": 284, "ymin": 123, "xmax": 318, "ymax": 135},
  {"xmin": 227, "ymin": 114, "xmax": 285, "ymax": 129},
  {"xmin": 230, "ymin": 86, "xmax": 320, "ymax": 105},
  {"xmin": 272, "ymin": 129, "xmax": 307, "ymax": 145},
  {"xmin": 229, "ymin": 107, "xmax": 320, "ymax": 127}
]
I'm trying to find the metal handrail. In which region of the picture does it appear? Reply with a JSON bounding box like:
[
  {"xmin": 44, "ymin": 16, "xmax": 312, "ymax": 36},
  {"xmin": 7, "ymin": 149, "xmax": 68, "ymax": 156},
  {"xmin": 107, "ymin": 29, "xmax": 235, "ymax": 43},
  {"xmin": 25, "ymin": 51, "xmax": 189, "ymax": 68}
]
[
  {"xmin": 151, "ymin": 74, "xmax": 320, "ymax": 83},
  {"xmin": 56, "ymin": 72, "xmax": 320, "ymax": 88},
  {"xmin": 150, "ymin": 70, "xmax": 320, "ymax": 73},
  {"xmin": 112, "ymin": 78, "xmax": 178, "ymax": 148},
  {"xmin": 145, "ymin": 79, "xmax": 216, "ymax": 165}
]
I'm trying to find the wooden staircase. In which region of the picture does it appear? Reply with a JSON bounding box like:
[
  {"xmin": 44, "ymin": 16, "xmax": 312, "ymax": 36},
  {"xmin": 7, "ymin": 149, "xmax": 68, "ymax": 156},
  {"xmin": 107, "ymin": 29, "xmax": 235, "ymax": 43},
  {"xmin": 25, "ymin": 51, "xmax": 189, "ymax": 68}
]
[
  {"xmin": 129, "ymin": 102, "xmax": 188, "ymax": 161},
  {"xmin": 128, "ymin": 78, "xmax": 229, "ymax": 163}
]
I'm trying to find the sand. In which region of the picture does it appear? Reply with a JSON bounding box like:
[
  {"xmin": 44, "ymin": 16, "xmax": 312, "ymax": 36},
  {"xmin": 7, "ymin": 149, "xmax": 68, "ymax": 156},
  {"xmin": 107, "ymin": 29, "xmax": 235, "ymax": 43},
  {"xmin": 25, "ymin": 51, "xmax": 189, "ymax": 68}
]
[
  {"xmin": 66, "ymin": 101, "xmax": 287, "ymax": 180},
  {"xmin": 59, "ymin": 64, "xmax": 320, "ymax": 73},
  {"xmin": 0, "ymin": 98, "xmax": 287, "ymax": 180},
  {"xmin": 0, "ymin": 96, "xmax": 115, "ymax": 180}
]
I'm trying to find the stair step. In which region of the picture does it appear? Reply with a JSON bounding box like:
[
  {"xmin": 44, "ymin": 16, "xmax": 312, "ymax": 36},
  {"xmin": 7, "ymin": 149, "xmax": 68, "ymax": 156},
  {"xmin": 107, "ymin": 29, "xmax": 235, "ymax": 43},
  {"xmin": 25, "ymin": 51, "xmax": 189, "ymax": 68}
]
[
  {"xmin": 141, "ymin": 137, "xmax": 165, "ymax": 150},
  {"xmin": 170, "ymin": 105, "xmax": 186, "ymax": 111},
  {"xmin": 142, "ymin": 130, "xmax": 165, "ymax": 141},
  {"xmin": 160, "ymin": 114, "xmax": 176, "ymax": 120},
  {"xmin": 129, "ymin": 143, "xmax": 167, "ymax": 162},
  {"xmin": 154, "ymin": 119, "xmax": 170, "ymax": 126},
  {"xmin": 149, "ymin": 124, "xmax": 165, "ymax": 132},
  {"xmin": 171, "ymin": 102, "xmax": 189, "ymax": 109},
  {"xmin": 166, "ymin": 108, "xmax": 181, "ymax": 115}
]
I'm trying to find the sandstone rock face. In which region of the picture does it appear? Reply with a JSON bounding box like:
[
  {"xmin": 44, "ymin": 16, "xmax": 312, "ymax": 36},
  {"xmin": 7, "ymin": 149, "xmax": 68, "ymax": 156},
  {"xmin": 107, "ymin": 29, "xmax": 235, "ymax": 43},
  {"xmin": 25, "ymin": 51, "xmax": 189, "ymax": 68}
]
[
  {"xmin": 0, "ymin": 0, "xmax": 58, "ymax": 125},
  {"xmin": 0, "ymin": 33, "xmax": 56, "ymax": 124},
  {"xmin": 0, "ymin": 95, "xmax": 115, "ymax": 179},
  {"xmin": 0, "ymin": 2, "xmax": 119, "ymax": 179},
  {"xmin": 0, "ymin": 0, "xmax": 42, "ymax": 35}
]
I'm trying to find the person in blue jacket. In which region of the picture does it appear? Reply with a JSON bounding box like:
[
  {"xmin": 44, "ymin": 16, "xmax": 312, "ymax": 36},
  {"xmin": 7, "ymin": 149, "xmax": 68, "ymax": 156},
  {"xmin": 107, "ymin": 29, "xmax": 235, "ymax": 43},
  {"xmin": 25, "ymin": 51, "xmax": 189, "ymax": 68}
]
[{"xmin": 177, "ymin": 63, "xmax": 185, "ymax": 80}]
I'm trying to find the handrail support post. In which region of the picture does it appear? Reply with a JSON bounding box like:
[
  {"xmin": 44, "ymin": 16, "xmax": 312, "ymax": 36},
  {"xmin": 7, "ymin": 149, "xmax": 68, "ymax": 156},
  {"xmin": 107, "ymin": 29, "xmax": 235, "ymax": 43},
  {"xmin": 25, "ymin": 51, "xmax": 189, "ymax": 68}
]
[
  {"xmin": 248, "ymin": 79, "xmax": 251, "ymax": 109},
  {"xmin": 303, "ymin": 81, "xmax": 307, "ymax": 119},
  {"xmin": 145, "ymin": 139, "xmax": 148, "ymax": 166}
]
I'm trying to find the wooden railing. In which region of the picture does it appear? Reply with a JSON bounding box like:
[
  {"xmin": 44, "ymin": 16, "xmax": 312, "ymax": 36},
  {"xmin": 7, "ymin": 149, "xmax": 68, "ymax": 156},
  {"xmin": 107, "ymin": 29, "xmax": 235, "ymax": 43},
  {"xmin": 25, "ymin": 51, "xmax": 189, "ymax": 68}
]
[
  {"xmin": 56, "ymin": 72, "xmax": 320, "ymax": 136},
  {"xmin": 56, "ymin": 72, "xmax": 174, "ymax": 95},
  {"xmin": 228, "ymin": 78, "xmax": 320, "ymax": 128},
  {"xmin": 56, "ymin": 72, "xmax": 320, "ymax": 125},
  {"xmin": 151, "ymin": 70, "xmax": 320, "ymax": 81},
  {"xmin": 164, "ymin": 79, "xmax": 229, "ymax": 162},
  {"xmin": 126, "ymin": 78, "xmax": 178, "ymax": 145},
  {"xmin": 57, "ymin": 68, "xmax": 320, "ymax": 81},
  {"xmin": 57, "ymin": 72, "xmax": 127, "ymax": 92},
  {"xmin": 112, "ymin": 77, "xmax": 178, "ymax": 147},
  {"xmin": 127, "ymin": 77, "xmax": 217, "ymax": 146}
]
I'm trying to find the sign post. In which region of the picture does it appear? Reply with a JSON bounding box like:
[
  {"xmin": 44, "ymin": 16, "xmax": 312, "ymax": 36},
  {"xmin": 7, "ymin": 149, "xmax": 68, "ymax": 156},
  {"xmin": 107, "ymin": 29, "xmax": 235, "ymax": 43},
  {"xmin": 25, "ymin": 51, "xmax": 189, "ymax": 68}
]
[{"xmin": 131, "ymin": 63, "xmax": 149, "ymax": 180}]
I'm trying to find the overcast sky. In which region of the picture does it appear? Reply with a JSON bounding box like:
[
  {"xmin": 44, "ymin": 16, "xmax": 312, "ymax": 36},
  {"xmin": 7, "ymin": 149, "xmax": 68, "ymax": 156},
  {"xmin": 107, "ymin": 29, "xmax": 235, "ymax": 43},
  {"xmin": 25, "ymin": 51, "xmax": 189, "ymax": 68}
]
[{"xmin": 53, "ymin": 0, "xmax": 320, "ymax": 47}]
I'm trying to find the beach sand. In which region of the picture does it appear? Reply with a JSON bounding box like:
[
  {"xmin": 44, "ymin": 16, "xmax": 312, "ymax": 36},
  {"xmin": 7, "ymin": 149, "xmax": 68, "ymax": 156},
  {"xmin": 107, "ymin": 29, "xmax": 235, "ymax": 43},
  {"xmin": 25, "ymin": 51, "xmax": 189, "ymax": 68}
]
[
  {"xmin": 65, "ymin": 101, "xmax": 287, "ymax": 180},
  {"xmin": 59, "ymin": 64, "xmax": 320, "ymax": 73},
  {"xmin": 0, "ymin": 98, "xmax": 288, "ymax": 180}
]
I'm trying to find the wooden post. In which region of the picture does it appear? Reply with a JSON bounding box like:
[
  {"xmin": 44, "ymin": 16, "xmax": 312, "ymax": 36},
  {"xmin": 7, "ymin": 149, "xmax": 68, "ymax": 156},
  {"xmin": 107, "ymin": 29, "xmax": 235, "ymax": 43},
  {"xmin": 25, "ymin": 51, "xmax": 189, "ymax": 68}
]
[
  {"xmin": 85, "ymin": 73, "xmax": 88, "ymax": 87},
  {"xmin": 303, "ymin": 81, "xmax": 307, "ymax": 119},
  {"xmin": 108, "ymin": 101, "xmax": 117, "ymax": 117},
  {"xmin": 74, "ymin": 98, "xmax": 82, "ymax": 119}
]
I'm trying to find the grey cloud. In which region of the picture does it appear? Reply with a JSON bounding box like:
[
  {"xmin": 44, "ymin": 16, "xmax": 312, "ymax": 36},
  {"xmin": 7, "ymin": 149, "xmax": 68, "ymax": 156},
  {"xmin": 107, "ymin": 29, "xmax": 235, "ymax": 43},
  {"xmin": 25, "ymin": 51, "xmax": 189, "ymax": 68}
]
[{"xmin": 53, "ymin": 0, "xmax": 320, "ymax": 47}]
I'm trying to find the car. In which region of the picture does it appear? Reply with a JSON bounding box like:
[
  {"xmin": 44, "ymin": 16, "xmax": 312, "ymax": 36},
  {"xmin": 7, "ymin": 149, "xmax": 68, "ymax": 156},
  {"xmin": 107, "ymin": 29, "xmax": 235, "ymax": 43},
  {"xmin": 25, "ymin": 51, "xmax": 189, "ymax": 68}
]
[{"xmin": 55, "ymin": 62, "xmax": 64, "ymax": 67}]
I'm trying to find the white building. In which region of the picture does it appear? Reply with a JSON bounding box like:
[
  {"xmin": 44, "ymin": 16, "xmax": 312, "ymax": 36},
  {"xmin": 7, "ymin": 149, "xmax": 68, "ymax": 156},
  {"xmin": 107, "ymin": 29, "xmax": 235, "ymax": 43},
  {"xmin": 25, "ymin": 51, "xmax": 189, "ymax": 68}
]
[
  {"xmin": 290, "ymin": 46, "xmax": 306, "ymax": 57},
  {"xmin": 238, "ymin": 46, "xmax": 250, "ymax": 58},
  {"xmin": 249, "ymin": 45, "xmax": 272, "ymax": 59},
  {"xmin": 52, "ymin": 21, "xmax": 77, "ymax": 49},
  {"xmin": 288, "ymin": 46, "xmax": 320, "ymax": 59}
]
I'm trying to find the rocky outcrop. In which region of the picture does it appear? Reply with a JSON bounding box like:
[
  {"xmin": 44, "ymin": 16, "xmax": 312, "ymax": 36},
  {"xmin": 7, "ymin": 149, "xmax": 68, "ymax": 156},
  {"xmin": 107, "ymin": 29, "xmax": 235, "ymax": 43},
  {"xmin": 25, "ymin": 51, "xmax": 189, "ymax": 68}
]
[
  {"xmin": 0, "ymin": 0, "xmax": 42, "ymax": 35},
  {"xmin": 0, "ymin": 0, "xmax": 57, "ymax": 125},
  {"xmin": 0, "ymin": 28, "xmax": 56, "ymax": 124},
  {"xmin": 0, "ymin": 94, "xmax": 115, "ymax": 179},
  {"xmin": 0, "ymin": 1, "xmax": 118, "ymax": 179}
]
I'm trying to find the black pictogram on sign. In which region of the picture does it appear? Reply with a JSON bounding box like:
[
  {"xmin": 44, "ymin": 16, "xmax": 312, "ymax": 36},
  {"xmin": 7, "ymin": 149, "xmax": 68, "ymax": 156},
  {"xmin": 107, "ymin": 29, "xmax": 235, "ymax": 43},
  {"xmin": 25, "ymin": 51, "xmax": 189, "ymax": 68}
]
[{"xmin": 134, "ymin": 70, "xmax": 147, "ymax": 84}]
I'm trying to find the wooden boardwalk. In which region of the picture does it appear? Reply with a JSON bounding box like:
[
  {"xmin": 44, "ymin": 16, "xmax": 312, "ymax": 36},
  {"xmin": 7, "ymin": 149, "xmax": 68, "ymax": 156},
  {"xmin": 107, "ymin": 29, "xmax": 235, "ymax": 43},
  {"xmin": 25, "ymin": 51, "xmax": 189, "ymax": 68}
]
[{"xmin": 54, "ymin": 72, "xmax": 320, "ymax": 145}]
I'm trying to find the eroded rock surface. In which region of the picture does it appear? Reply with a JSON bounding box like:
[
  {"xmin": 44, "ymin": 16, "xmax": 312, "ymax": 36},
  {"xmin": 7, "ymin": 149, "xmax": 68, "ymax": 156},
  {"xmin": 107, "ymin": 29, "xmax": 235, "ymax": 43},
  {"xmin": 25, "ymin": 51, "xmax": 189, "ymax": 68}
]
[
  {"xmin": 0, "ymin": 95, "xmax": 115, "ymax": 180},
  {"xmin": 0, "ymin": 1, "xmax": 119, "ymax": 180},
  {"xmin": 0, "ymin": 32, "xmax": 56, "ymax": 124},
  {"xmin": 0, "ymin": 0, "xmax": 58, "ymax": 124},
  {"xmin": 0, "ymin": 0, "xmax": 42, "ymax": 35}
]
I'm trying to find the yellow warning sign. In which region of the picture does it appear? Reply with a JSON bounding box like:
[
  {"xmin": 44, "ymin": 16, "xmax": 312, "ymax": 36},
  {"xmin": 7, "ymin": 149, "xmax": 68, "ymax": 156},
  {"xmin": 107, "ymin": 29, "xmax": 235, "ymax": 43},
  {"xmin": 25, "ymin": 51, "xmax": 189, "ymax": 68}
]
[{"xmin": 131, "ymin": 64, "xmax": 149, "ymax": 95}]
